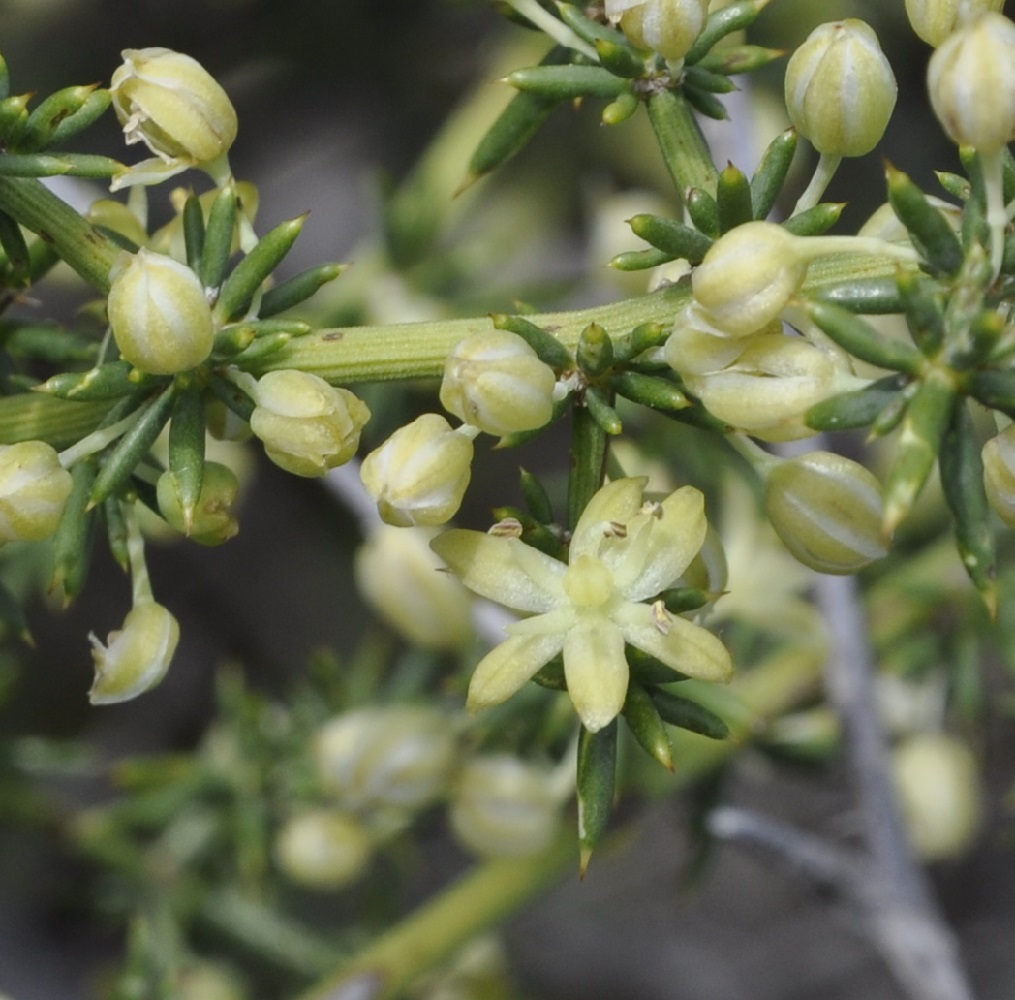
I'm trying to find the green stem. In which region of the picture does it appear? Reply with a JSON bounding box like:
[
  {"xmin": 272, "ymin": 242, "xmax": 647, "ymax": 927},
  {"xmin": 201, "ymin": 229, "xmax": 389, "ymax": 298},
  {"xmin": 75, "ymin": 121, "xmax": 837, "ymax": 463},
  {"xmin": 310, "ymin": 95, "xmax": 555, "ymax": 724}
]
[
  {"xmin": 253, "ymin": 280, "xmax": 690, "ymax": 383},
  {"xmin": 0, "ymin": 251, "xmax": 903, "ymax": 447},
  {"xmin": 791, "ymin": 152, "xmax": 841, "ymax": 217},
  {"xmin": 294, "ymin": 647, "xmax": 820, "ymax": 1000},
  {"xmin": 0, "ymin": 394, "xmax": 106, "ymax": 448},
  {"xmin": 0, "ymin": 176, "xmax": 121, "ymax": 290},
  {"xmin": 645, "ymin": 88, "xmax": 720, "ymax": 197}
]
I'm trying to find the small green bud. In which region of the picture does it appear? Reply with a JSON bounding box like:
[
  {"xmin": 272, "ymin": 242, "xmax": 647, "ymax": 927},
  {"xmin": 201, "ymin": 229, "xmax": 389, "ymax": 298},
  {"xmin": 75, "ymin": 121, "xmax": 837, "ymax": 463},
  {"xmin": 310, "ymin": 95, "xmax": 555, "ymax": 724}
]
[
  {"xmin": 156, "ymin": 462, "xmax": 240, "ymax": 545},
  {"xmin": 892, "ymin": 732, "xmax": 982, "ymax": 860},
  {"xmin": 110, "ymin": 47, "xmax": 237, "ymax": 187},
  {"xmin": 88, "ymin": 600, "xmax": 179, "ymax": 704},
  {"xmin": 274, "ymin": 809, "xmax": 373, "ymax": 890},
  {"xmin": 107, "ymin": 249, "xmax": 214, "ymax": 375},
  {"xmin": 605, "ymin": 0, "xmax": 710, "ymax": 61},
  {"xmin": 784, "ymin": 19, "xmax": 897, "ymax": 157},
  {"xmin": 981, "ymin": 423, "xmax": 1015, "ymax": 527},
  {"xmin": 905, "ymin": 0, "xmax": 1004, "ymax": 47},
  {"xmin": 449, "ymin": 755, "xmax": 564, "ymax": 859},
  {"xmin": 315, "ymin": 705, "xmax": 457, "ymax": 816},
  {"xmin": 440, "ymin": 330, "xmax": 556, "ymax": 437},
  {"xmin": 354, "ymin": 525, "xmax": 475, "ymax": 650},
  {"xmin": 249, "ymin": 371, "xmax": 369, "ymax": 477},
  {"xmin": 359, "ymin": 414, "xmax": 474, "ymax": 527},
  {"xmin": 0, "ymin": 440, "xmax": 73, "ymax": 543},
  {"xmin": 927, "ymin": 12, "xmax": 1015, "ymax": 153},
  {"xmin": 763, "ymin": 451, "xmax": 888, "ymax": 573}
]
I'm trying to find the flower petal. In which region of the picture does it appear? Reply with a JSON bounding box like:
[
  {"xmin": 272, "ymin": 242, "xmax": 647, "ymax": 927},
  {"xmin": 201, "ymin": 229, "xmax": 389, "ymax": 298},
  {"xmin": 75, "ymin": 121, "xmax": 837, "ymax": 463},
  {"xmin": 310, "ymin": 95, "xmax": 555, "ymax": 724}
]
[
  {"xmin": 507, "ymin": 607, "xmax": 577, "ymax": 637},
  {"xmin": 619, "ymin": 486, "xmax": 708, "ymax": 601},
  {"xmin": 618, "ymin": 602, "xmax": 733, "ymax": 683},
  {"xmin": 570, "ymin": 477, "xmax": 648, "ymax": 559},
  {"xmin": 563, "ymin": 620, "xmax": 629, "ymax": 733},
  {"xmin": 109, "ymin": 155, "xmax": 191, "ymax": 191},
  {"xmin": 431, "ymin": 529, "xmax": 564, "ymax": 612},
  {"xmin": 468, "ymin": 632, "xmax": 565, "ymax": 710}
]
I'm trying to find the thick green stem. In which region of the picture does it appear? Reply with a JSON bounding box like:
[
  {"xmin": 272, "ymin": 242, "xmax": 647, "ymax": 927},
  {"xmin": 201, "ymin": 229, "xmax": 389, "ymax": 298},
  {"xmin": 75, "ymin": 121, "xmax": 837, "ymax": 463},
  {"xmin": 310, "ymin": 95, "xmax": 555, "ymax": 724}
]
[
  {"xmin": 252, "ymin": 281, "xmax": 691, "ymax": 383},
  {"xmin": 645, "ymin": 89, "xmax": 720, "ymax": 197},
  {"xmin": 294, "ymin": 647, "xmax": 820, "ymax": 1000},
  {"xmin": 0, "ymin": 250, "xmax": 903, "ymax": 447},
  {"xmin": 0, "ymin": 176, "xmax": 120, "ymax": 290},
  {"xmin": 0, "ymin": 394, "xmax": 106, "ymax": 447}
]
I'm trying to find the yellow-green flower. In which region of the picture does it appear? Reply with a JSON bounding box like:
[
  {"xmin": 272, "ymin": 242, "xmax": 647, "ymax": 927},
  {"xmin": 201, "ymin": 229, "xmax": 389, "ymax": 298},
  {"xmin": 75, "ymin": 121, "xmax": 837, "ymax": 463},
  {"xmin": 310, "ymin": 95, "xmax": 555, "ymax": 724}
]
[{"xmin": 431, "ymin": 478, "xmax": 732, "ymax": 732}]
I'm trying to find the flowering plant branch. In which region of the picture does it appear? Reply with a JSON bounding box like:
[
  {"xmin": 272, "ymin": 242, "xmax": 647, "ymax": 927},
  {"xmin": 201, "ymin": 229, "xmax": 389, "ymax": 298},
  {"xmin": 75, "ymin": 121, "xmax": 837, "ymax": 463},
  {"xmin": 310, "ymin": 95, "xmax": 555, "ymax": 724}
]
[{"xmin": 0, "ymin": 0, "xmax": 1013, "ymax": 996}]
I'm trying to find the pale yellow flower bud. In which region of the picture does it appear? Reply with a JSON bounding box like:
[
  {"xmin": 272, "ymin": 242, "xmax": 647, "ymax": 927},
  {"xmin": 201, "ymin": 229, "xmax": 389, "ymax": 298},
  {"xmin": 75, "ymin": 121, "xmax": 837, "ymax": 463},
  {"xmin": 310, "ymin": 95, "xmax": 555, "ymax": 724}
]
[
  {"xmin": 605, "ymin": 0, "xmax": 710, "ymax": 61},
  {"xmin": 359, "ymin": 413, "xmax": 474, "ymax": 527},
  {"xmin": 177, "ymin": 962, "xmax": 248, "ymax": 1000},
  {"xmin": 928, "ymin": 12, "xmax": 1015, "ymax": 152},
  {"xmin": 981, "ymin": 424, "xmax": 1015, "ymax": 527},
  {"xmin": 156, "ymin": 462, "xmax": 240, "ymax": 546},
  {"xmin": 107, "ymin": 249, "xmax": 214, "ymax": 375},
  {"xmin": 683, "ymin": 335, "xmax": 844, "ymax": 441},
  {"xmin": 355, "ymin": 525, "xmax": 474, "ymax": 650},
  {"xmin": 448, "ymin": 755, "xmax": 564, "ymax": 859},
  {"xmin": 274, "ymin": 809, "xmax": 373, "ymax": 889},
  {"xmin": 315, "ymin": 705, "xmax": 457, "ymax": 815},
  {"xmin": 763, "ymin": 451, "xmax": 887, "ymax": 573},
  {"xmin": 691, "ymin": 222, "xmax": 808, "ymax": 337},
  {"xmin": 88, "ymin": 601, "xmax": 179, "ymax": 704},
  {"xmin": 905, "ymin": 0, "xmax": 1004, "ymax": 47},
  {"xmin": 249, "ymin": 371, "xmax": 370, "ymax": 478},
  {"xmin": 664, "ymin": 312, "xmax": 781, "ymax": 377},
  {"xmin": 110, "ymin": 47, "xmax": 237, "ymax": 166},
  {"xmin": 892, "ymin": 733, "xmax": 982, "ymax": 860},
  {"xmin": 0, "ymin": 441, "xmax": 73, "ymax": 544},
  {"xmin": 784, "ymin": 20, "xmax": 897, "ymax": 157},
  {"xmin": 440, "ymin": 330, "xmax": 556, "ymax": 437}
]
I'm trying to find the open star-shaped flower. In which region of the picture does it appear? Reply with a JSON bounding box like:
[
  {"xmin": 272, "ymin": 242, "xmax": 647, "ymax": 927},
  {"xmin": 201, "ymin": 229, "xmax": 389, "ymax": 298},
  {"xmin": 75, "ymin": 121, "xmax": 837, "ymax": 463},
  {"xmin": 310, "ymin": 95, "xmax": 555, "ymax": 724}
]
[{"xmin": 430, "ymin": 478, "xmax": 733, "ymax": 732}]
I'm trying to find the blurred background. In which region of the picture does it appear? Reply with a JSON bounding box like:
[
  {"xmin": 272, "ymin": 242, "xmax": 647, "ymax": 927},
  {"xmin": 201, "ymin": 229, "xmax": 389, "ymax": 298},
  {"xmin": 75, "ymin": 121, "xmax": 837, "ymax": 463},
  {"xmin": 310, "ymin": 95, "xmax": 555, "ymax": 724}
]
[{"xmin": 0, "ymin": 0, "xmax": 1014, "ymax": 997}]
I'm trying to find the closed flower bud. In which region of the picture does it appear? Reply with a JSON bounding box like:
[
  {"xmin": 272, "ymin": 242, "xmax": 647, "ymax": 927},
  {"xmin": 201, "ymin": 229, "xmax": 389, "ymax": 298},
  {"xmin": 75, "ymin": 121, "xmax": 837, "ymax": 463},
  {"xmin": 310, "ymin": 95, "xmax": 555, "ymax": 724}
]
[
  {"xmin": 763, "ymin": 451, "xmax": 888, "ymax": 573},
  {"xmin": 981, "ymin": 424, "xmax": 1015, "ymax": 527},
  {"xmin": 905, "ymin": 0, "xmax": 1004, "ymax": 47},
  {"xmin": 107, "ymin": 249, "xmax": 215, "ymax": 375},
  {"xmin": 928, "ymin": 12, "xmax": 1015, "ymax": 153},
  {"xmin": 360, "ymin": 413, "xmax": 474, "ymax": 527},
  {"xmin": 683, "ymin": 335, "xmax": 846, "ymax": 441},
  {"xmin": 0, "ymin": 441, "xmax": 73, "ymax": 544},
  {"xmin": 665, "ymin": 311, "xmax": 781, "ymax": 377},
  {"xmin": 691, "ymin": 222, "xmax": 808, "ymax": 337},
  {"xmin": 784, "ymin": 20, "xmax": 897, "ymax": 157},
  {"xmin": 605, "ymin": 0, "xmax": 709, "ymax": 61},
  {"xmin": 156, "ymin": 462, "xmax": 240, "ymax": 545},
  {"xmin": 110, "ymin": 47, "xmax": 237, "ymax": 185},
  {"xmin": 440, "ymin": 330, "xmax": 556, "ymax": 437},
  {"xmin": 177, "ymin": 962, "xmax": 249, "ymax": 1000},
  {"xmin": 355, "ymin": 525, "xmax": 474, "ymax": 650},
  {"xmin": 892, "ymin": 732, "xmax": 982, "ymax": 860},
  {"xmin": 448, "ymin": 755, "xmax": 564, "ymax": 859},
  {"xmin": 274, "ymin": 809, "xmax": 373, "ymax": 890},
  {"xmin": 315, "ymin": 705, "xmax": 457, "ymax": 815},
  {"xmin": 249, "ymin": 370, "xmax": 370, "ymax": 477},
  {"xmin": 89, "ymin": 601, "xmax": 179, "ymax": 704}
]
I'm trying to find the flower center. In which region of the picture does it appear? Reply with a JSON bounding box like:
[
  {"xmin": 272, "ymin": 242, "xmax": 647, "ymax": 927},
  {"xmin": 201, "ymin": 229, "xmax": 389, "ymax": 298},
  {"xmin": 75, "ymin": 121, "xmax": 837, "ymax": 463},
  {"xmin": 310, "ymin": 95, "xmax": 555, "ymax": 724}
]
[{"xmin": 563, "ymin": 553, "xmax": 615, "ymax": 610}]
